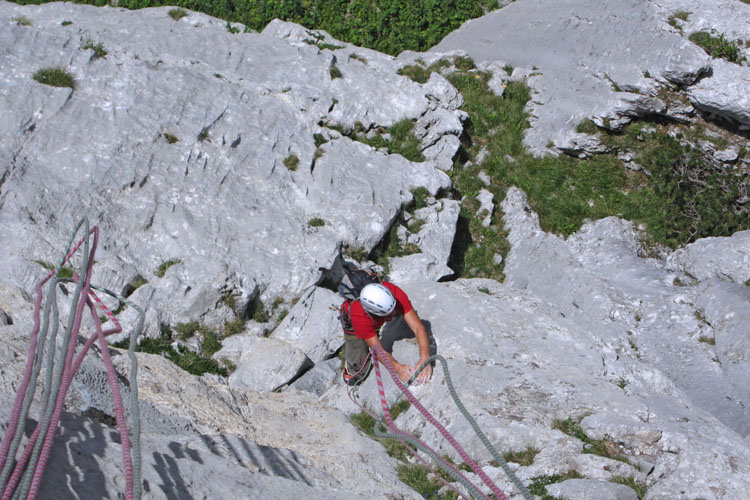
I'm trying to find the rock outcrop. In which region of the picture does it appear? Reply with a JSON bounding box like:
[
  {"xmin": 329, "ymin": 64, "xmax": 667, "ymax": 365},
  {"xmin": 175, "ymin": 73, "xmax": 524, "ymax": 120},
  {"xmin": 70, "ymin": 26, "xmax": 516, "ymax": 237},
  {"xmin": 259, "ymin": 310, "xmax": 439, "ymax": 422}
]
[
  {"xmin": 430, "ymin": 0, "xmax": 750, "ymax": 155},
  {"xmin": 1, "ymin": 1, "xmax": 750, "ymax": 500}
]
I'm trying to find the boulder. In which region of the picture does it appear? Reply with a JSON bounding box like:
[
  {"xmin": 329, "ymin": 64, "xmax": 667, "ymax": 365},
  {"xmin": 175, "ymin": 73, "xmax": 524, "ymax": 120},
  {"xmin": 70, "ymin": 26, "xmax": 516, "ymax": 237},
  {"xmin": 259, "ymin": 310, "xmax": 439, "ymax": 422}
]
[
  {"xmin": 545, "ymin": 478, "xmax": 639, "ymax": 500},
  {"xmin": 687, "ymin": 59, "xmax": 750, "ymax": 127},
  {"xmin": 666, "ymin": 230, "xmax": 750, "ymax": 284},
  {"xmin": 227, "ymin": 336, "xmax": 313, "ymax": 392},
  {"xmin": 271, "ymin": 286, "xmax": 342, "ymax": 363}
]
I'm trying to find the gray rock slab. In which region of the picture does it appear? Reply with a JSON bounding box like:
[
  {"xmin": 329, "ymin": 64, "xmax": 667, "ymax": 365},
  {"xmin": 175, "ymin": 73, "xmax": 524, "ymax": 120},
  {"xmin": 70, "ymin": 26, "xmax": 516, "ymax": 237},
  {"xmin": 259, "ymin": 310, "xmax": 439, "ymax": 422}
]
[
  {"xmin": 687, "ymin": 59, "xmax": 750, "ymax": 127},
  {"xmin": 0, "ymin": 2, "xmax": 455, "ymax": 339},
  {"xmin": 430, "ymin": 0, "xmax": 710, "ymax": 155},
  {"xmin": 389, "ymin": 199, "xmax": 459, "ymax": 282},
  {"xmin": 228, "ymin": 336, "xmax": 313, "ymax": 392},
  {"xmin": 666, "ymin": 230, "xmax": 750, "ymax": 284},
  {"xmin": 288, "ymin": 358, "xmax": 340, "ymax": 397},
  {"xmin": 545, "ymin": 478, "xmax": 638, "ymax": 500},
  {"xmin": 501, "ymin": 186, "xmax": 750, "ymax": 437},
  {"xmin": 271, "ymin": 286, "xmax": 342, "ymax": 363}
]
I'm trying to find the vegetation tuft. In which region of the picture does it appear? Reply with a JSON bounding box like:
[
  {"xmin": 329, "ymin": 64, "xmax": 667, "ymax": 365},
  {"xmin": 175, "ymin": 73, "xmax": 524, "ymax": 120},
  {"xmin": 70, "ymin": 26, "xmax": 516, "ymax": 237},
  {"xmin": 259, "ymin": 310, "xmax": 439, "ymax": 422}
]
[
  {"xmin": 552, "ymin": 416, "xmax": 628, "ymax": 462},
  {"xmin": 528, "ymin": 471, "xmax": 582, "ymax": 500},
  {"xmin": 155, "ymin": 258, "xmax": 181, "ymax": 277},
  {"xmin": 308, "ymin": 217, "xmax": 325, "ymax": 227},
  {"xmin": 82, "ymin": 38, "xmax": 107, "ymax": 59},
  {"xmin": 82, "ymin": 0, "xmax": 501, "ymax": 57},
  {"xmin": 689, "ymin": 31, "xmax": 744, "ymax": 63},
  {"xmin": 168, "ymin": 7, "xmax": 187, "ymax": 20},
  {"xmin": 283, "ymin": 154, "xmax": 299, "ymax": 171},
  {"xmin": 33, "ymin": 67, "xmax": 76, "ymax": 89},
  {"xmin": 114, "ymin": 324, "xmax": 227, "ymax": 376}
]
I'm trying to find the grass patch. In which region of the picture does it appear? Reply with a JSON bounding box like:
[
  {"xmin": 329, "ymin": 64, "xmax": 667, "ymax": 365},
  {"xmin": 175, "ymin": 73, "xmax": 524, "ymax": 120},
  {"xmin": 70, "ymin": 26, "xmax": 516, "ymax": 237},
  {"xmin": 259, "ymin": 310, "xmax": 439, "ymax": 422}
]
[
  {"xmin": 163, "ymin": 132, "xmax": 179, "ymax": 144},
  {"xmin": 61, "ymin": 20, "xmax": 73, "ymax": 26},
  {"xmin": 168, "ymin": 7, "xmax": 188, "ymax": 20},
  {"xmin": 528, "ymin": 471, "xmax": 582, "ymax": 500},
  {"xmin": 283, "ymin": 154, "xmax": 299, "ymax": 171},
  {"xmin": 698, "ymin": 335, "xmax": 716, "ymax": 345},
  {"xmin": 155, "ymin": 258, "xmax": 181, "ymax": 277},
  {"xmin": 502, "ymin": 446, "xmax": 539, "ymax": 466},
  {"xmin": 347, "ymin": 118, "xmax": 425, "ymax": 163},
  {"xmin": 349, "ymin": 53, "xmax": 367, "ymax": 64},
  {"xmin": 612, "ymin": 475, "xmax": 648, "ymax": 499},
  {"xmin": 445, "ymin": 66, "xmax": 750, "ymax": 279},
  {"xmin": 689, "ymin": 31, "xmax": 744, "ymax": 63},
  {"xmin": 329, "ymin": 64, "xmax": 342, "ymax": 79},
  {"xmin": 118, "ymin": 324, "xmax": 227, "ymax": 376},
  {"xmin": 308, "ymin": 217, "xmax": 325, "ymax": 227},
  {"xmin": 552, "ymin": 416, "xmax": 628, "ymax": 463},
  {"xmin": 33, "ymin": 67, "xmax": 76, "ymax": 89},
  {"xmin": 576, "ymin": 119, "xmax": 598, "ymax": 134},
  {"xmin": 14, "ymin": 16, "xmax": 32, "ymax": 26},
  {"xmin": 82, "ymin": 39, "xmax": 107, "ymax": 59}
]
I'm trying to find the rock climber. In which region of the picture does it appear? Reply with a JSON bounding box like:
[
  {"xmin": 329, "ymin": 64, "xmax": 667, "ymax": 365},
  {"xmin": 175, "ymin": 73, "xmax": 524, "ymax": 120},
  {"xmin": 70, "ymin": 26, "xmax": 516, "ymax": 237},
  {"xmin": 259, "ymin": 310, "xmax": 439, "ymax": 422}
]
[{"xmin": 340, "ymin": 281, "xmax": 433, "ymax": 386}]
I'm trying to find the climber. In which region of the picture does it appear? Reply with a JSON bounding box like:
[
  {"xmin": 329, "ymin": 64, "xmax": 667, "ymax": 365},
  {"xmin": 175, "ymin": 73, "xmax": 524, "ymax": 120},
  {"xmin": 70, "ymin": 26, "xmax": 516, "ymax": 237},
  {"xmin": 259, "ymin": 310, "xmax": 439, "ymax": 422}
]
[{"xmin": 340, "ymin": 281, "xmax": 433, "ymax": 386}]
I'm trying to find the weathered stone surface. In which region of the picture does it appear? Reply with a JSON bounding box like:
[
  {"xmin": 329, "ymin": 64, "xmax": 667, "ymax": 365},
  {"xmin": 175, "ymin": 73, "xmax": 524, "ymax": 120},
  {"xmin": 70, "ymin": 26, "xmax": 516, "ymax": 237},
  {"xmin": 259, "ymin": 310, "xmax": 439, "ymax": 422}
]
[
  {"xmin": 271, "ymin": 286, "xmax": 342, "ymax": 363},
  {"xmin": 546, "ymin": 478, "xmax": 638, "ymax": 500},
  {"xmin": 389, "ymin": 199, "xmax": 459, "ymax": 282},
  {"xmin": 666, "ymin": 230, "xmax": 750, "ymax": 284},
  {"xmin": 227, "ymin": 336, "xmax": 313, "ymax": 392},
  {"xmin": 430, "ymin": 0, "xmax": 711, "ymax": 155},
  {"xmin": 0, "ymin": 1, "xmax": 456, "ymax": 339},
  {"xmin": 288, "ymin": 358, "xmax": 340, "ymax": 397},
  {"xmin": 687, "ymin": 59, "xmax": 750, "ymax": 127},
  {"xmin": 476, "ymin": 189, "xmax": 494, "ymax": 227}
]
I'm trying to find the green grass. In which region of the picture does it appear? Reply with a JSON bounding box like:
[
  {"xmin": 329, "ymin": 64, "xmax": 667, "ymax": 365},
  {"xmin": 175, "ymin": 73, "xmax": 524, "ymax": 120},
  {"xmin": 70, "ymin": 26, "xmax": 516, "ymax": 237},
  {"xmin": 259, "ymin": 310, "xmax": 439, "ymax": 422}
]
[
  {"xmin": 689, "ymin": 31, "xmax": 744, "ymax": 63},
  {"xmin": 82, "ymin": 39, "xmax": 107, "ymax": 59},
  {"xmin": 612, "ymin": 475, "xmax": 648, "ymax": 499},
  {"xmin": 283, "ymin": 154, "xmax": 299, "ymax": 171},
  {"xmin": 502, "ymin": 446, "xmax": 539, "ymax": 466},
  {"xmin": 438, "ymin": 65, "xmax": 750, "ymax": 279},
  {"xmin": 33, "ymin": 67, "xmax": 76, "ymax": 89},
  {"xmin": 698, "ymin": 335, "xmax": 716, "ymax": 345},
  {"xmin": 329, "ymin": 64, "xmax": 342, "ymax": 79},
  {"xmin": 83, "ymin": 0, "xmax": 500, "ymax": 57},
  {"xmin": 61, "ymin": 20, "xmax": 72, "ymax": 26},
  {"xmin": 155, "ymin": 258, "xmax": 181, "ymax": 277},
  {"xmin": 13, "ymin": 15, "xmax": 32, "ymax": 25},
  {"xmin": 116, "ymin": 324, "xmax": 227, "ymax": 376},
  {"xmin": 308, "ymin": 217, "xmax": 325, "ymax": 227},
  {"xmin": 552, "ymin": 416, "xmax": 629, "ymax": 463},
  {"xmin": 163, "ymin": 132, "xmax": 179, "ymax": 144},
  {"xmin": 528, "ymin": 471, "xmax": 582, "ymax": 500},
  {"xmin": 168, "ymin": 7, "xmax": 187, "ymax": 20}
]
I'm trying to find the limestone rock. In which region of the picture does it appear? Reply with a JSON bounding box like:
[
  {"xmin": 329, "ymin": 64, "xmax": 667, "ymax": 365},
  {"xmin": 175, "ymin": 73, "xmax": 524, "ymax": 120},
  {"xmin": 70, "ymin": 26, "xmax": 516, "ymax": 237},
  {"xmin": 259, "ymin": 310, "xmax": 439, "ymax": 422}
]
[
  {"xmin": 227, "ymin": 336, "xmax": 313, "ymax": 392},
  {"xmin": 476, "ymin": 189, "xmax": 494, "ymax": 227},
  {"xmin": 666, "ymin": 230, "xmax": 750, "ymax": 284},
  {"xmin": 389, "ymin": 199, "xmax": 459, "ymax": 282},
  {"xmin": 271, "ymin": 286, "xmax": 342, "ymax": 363},
  {"xmin": 545, "ymin": 479, "xmax": 638, "ymax": 500},
  {"xmin": 288, "ymin": 358, "xmax": 340, "ymax": 397},
  {"xmin": 0, "ymin": 1, "xmax": 456, "ymax": 340},
  {"xmin": 431, "ymin": 0, "xmax": 711, "ymax": 155},
  {"xmin": 687, "ymin": 59, "xmax": 750, "ymax": 127}
]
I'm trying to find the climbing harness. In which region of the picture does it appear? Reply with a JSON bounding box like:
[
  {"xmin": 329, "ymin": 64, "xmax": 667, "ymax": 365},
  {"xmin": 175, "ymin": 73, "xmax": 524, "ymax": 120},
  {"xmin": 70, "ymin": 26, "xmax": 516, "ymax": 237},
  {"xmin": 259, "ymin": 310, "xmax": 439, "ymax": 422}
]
[
  {"xmin": 0, "ymin": 218, "xmax": 143, "ymax": 500},
  {"xmin": 347, "ymin": 345, "xmax": 535, "ymax": 500}
]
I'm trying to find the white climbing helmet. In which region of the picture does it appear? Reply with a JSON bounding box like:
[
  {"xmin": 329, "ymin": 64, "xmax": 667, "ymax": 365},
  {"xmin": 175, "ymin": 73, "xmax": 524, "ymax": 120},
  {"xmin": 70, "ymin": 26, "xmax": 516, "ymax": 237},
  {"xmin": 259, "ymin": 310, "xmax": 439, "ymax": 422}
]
[{"xmin": 359, "ymin": 283, "xmax": 396, "ymax": 317}]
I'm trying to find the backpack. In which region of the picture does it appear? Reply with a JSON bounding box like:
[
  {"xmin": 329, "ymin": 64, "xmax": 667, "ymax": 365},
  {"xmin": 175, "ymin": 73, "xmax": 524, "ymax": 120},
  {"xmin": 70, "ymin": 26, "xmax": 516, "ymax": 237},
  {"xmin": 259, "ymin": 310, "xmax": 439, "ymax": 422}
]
[{"xmin": 337, "ymin": 261, "xmax": 382, "ymax": 334}]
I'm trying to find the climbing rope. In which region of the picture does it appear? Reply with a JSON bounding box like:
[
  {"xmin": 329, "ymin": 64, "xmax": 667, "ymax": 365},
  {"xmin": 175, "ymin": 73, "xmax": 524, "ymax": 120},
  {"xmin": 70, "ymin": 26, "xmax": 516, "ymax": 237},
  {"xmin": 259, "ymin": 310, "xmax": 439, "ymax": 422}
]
[
  {"xmin": 0, "ymin": 218, "xmax": 143, "ymax": 500},
  {"xmin": 367, "ymin": 345, "xmax": 535, "ymax": 500}
]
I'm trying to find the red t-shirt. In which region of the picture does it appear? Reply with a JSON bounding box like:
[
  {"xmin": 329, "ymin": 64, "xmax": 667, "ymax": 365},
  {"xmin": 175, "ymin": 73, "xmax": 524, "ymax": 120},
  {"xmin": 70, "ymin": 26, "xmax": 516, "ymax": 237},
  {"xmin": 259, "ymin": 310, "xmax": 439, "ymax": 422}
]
[{"xmin": 344, "ymin": 282, "xmax": 414, "ymax": 340}]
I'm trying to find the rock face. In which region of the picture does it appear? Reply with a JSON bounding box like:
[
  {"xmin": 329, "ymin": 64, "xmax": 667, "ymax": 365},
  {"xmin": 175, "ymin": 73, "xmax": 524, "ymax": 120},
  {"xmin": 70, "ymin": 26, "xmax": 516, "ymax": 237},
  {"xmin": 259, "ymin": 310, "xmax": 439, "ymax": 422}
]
[
  {"xmin": 430, "ymin": 0, "xmax": 711, "ymax": 155},
  {"xmin": 430, "ymin": 0, "xmax": 750, "ymax": 154},
  {"xmin": 0, "ymin": 1, "xmax": 459, "ymax": 339},
  {"xmin": 2, "ymin": 2, "xmax": 750, "ymax": 500}
]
